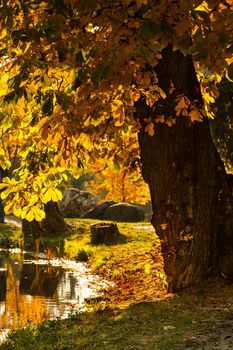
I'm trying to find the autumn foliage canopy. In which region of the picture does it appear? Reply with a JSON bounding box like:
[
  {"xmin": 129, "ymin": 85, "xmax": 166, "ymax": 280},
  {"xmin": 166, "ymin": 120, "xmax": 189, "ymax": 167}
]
[{"xmin": 0, "ymin": 0, "xmax": 233, "ymax": 221}]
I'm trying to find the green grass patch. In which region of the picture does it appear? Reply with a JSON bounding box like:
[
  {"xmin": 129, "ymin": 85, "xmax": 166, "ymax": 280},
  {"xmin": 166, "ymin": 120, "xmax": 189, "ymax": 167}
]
[
  {"xmin": 36, "ymin": 219, "xmax": 157, "ymax": 280},
  {"xmin": 2, "ymin": 289, "xmax": 233, "ymax": 350},
  {"xmin": 0, "ymin": 223, "xmax": 23, "ymax": 249}
]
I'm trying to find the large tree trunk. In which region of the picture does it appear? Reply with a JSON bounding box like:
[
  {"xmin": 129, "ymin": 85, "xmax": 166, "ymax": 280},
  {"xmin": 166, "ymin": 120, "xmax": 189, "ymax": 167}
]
[{"xmin": 137, "ymin": 46, "xmax": 233, "ymax": 292}]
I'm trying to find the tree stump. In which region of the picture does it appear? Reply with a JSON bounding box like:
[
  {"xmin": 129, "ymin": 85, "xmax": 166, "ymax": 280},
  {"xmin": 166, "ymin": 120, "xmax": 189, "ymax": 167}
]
[{"xmin": 90, "ymin": 222, "xmax": 123, "ymax": 245}]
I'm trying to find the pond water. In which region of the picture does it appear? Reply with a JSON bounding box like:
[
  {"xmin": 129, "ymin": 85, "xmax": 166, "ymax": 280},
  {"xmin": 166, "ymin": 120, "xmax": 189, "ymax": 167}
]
[{"xmin": 0, "ymin": 249, "xmax": 112, "ymax": 337}]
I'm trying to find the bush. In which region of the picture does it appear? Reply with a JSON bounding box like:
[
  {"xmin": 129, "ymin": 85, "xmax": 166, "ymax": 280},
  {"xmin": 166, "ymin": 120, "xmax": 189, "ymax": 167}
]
[{"xmin": 76, "ymin": 249, "xmax": 89, "ymax": 262}]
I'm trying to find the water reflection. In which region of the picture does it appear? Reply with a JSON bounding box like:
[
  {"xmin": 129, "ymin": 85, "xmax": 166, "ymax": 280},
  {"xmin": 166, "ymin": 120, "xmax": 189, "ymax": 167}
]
[
  {"xmin": 0, "ymin": 258, "xmax": 6, "ymax": 302},
  {"xmin": 0, "ymin": 250, "xmax": 111, "ymax": 332},
  {"xmin": 20, "ymin": 263, "xmax": 63, "ymax": 297}
]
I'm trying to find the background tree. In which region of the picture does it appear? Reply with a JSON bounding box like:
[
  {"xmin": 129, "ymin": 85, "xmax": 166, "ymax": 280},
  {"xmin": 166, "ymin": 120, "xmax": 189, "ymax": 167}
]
[
  {"xmin": 0, "ymin": 0, "xmax": 232, "ymax": 291},
  {"xmin": 87, "ymin": 158, "xmax": 150, "ymax": 205}
]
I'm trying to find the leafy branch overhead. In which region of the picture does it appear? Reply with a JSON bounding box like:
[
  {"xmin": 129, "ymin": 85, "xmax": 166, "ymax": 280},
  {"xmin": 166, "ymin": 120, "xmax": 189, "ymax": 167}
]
[{"xmin": 0, "ymin": 0, "xmax": 233, "ymax": 220}]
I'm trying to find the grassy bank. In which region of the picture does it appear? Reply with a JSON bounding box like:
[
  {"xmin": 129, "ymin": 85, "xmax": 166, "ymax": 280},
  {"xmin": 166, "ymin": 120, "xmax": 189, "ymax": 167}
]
[
  {"xmin": 2, "ymin": 281, "xmax": 233, "ymax": 350},
  {"xmin": 1, "ymin": 219, "xmax": 233, "ymax": 349}
]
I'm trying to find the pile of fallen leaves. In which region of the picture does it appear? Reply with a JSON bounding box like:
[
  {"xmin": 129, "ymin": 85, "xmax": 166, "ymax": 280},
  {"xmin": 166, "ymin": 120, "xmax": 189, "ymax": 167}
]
[{"xmin": 102, "ymin": 243, "xmax": 168, "ymax": 309}]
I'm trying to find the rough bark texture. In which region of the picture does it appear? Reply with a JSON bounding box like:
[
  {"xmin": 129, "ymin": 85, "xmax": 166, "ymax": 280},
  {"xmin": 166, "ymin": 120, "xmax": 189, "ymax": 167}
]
[{"xmin": 137, "ymin": 46, "xmax": 233, "ymax": 291}]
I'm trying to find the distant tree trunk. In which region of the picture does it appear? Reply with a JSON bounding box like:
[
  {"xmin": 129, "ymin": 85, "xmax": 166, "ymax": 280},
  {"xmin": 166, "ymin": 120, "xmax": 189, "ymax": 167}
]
[
  {"xmin": 136, "ymin": 46, "xmax": 233, "ymax": 291},
  {"xmin": 23, "ymin": 201, "xmax": 69, "ymax": 239},
  {"xmin": 41, "ymin": 201, "xmax": 69, "ymax": 236}
]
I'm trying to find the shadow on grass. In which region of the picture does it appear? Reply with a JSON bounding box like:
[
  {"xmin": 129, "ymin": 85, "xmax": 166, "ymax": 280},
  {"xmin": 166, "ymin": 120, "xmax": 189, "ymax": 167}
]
[{"xmin": 3, "ymin": 284, "xmax": 233, "ymax": 350}]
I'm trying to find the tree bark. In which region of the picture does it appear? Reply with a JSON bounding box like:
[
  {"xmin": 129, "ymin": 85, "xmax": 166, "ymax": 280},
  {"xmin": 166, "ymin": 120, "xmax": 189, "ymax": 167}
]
[
  {"xmin": 136, "ymin": 46, "xmax": 233, "ymax": 291},
  {"xmin": 22, "ymin": 201, "xmax": 69, "ymax": 239}
]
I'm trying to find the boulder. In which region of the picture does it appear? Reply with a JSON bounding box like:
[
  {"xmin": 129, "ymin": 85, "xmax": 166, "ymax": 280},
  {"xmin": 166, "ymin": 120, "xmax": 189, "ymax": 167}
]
[
  {"xmin": 103, "ymin": 203, "xmax": 145, "ymax": 222},
  {"xmin": 82, "ymin": 201, "xmax": 116, "ymax": 219},
  {"xmin": 58, "ymin": 188, "xmax": 98, "ymax": 218}
]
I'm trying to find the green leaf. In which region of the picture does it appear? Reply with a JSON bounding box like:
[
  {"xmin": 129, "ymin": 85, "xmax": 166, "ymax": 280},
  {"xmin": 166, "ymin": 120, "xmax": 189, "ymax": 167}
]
[
  {"xmin": 0, "ymin": 48, "xmax": 7, "ymax": 57},
  {"xmin": 4, "ymin": 90, "xmax": 17, "ymax": 103},
  {"xmin": 71, "ymin": 69, "xmax": 88, "ymax": 90},
  {"xmin": 42, "ymin": 95, "xmax": 54, "ymax": 115},
  {"xmin": 75, "ymin": 52, "xmax": 85, "ymax": 66},
  {"xmin": 8, "ymin": 74, "xmax": 21, "ymax": 90},
  {"xmin": 56, "ymin": 92, "xmax": 71, "ymax": 109}
]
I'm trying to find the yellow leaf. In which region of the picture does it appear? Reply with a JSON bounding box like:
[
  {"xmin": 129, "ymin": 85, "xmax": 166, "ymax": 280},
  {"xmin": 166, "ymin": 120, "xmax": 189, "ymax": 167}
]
[
  {"xmin": 13, "ymin": 206, "xmax": 22, "ymax": 217},
  {"xmin": 37, "ymin": 116, "xmax": 50, "ymax": 130},
  {"xmin": 166, "ymin": 118, "xmax": 176, "ymax": 127},
  {"xmin": 189, "ymin": 108, "xmax": 203, "ymax": 122},
  {"xmin": 78, "ymin": 133, "xmax": 93, "ymax": 151},
  {"xmin": 112, "ymin": 99, "xmax": 123, "ymax": 109},
  {"xmin": 21, "ymin": 207, "xmax": 29, "ymax": 220},
  {"xmin": 195, "ymin": 3, "xmax": 208, "ymax": 11},
  {"xmin": 160, "ymin": 223, "xmax": 168, "ymax": 230},
  {"xmin": 1, "ymin": 187, "xmax": 11, "ymax": 200},
  {"xmin": 158, "ymin": 88, "xmax": 166, "ymax": 99},
  {"xmin": 29, "ymin": 194, "xmax": 39, "ymax": 206},
  {"xmin": 177, "ymin": 96, "xmax": 187, "ymax": 110},
  {"xmin": 33, "ymin": 182, "xmax": 42, "ymax": 192},
  {"xmin": 41, "ymin": 188, "xmax": 53, "ymax": 203},
  {"xmin": 4, "ymin": 201, "xmax": 14, "ymax": 214},
  {"xmin": 169, "ymin": 81, "xmax": 175, "ymax": 95},
  {"xmin": 145, "ymin": 122, "xmax": 154, "ymax": 136},
  {"xmin": 114, "ymin": 106, "xmax": 125, "ymax": 126},
  {"xmin": 51, "ymin": 188, "xmax": 63, "ymax": 202},
  {"xmin": 0, "ymin": 183, "xmax": 9, "ymax": 191},
  {"xmin": 25, "ymin": 210, "xmax": 35, "ymax": 222},
  {"xmin": 155, "ymin": 115, "xmax": 165, "ymax": 123},
  {"xmin": 144, "ymin": 263, "xmax": 151, "ymax": 274},
  {"xmin": 33, "ymin": 207, "xmax": 46, "ymax": 221}
]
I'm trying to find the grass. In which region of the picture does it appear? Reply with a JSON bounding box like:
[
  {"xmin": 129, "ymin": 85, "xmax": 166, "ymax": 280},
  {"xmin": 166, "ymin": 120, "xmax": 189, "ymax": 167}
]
[
  {"xmin": 34, "ymin": 219, "xmax": 160, "ymax": 283},
  {"xmin": 1, "ymin": 218, "xmax": 233, "ymax": 349},
  {"xmin": 2, "ymin": 285, "xmax": 233, "ymax": 350},
  {"xmin": 0, "ymin": 223, "xmax": 23, "ymax": 249}
]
